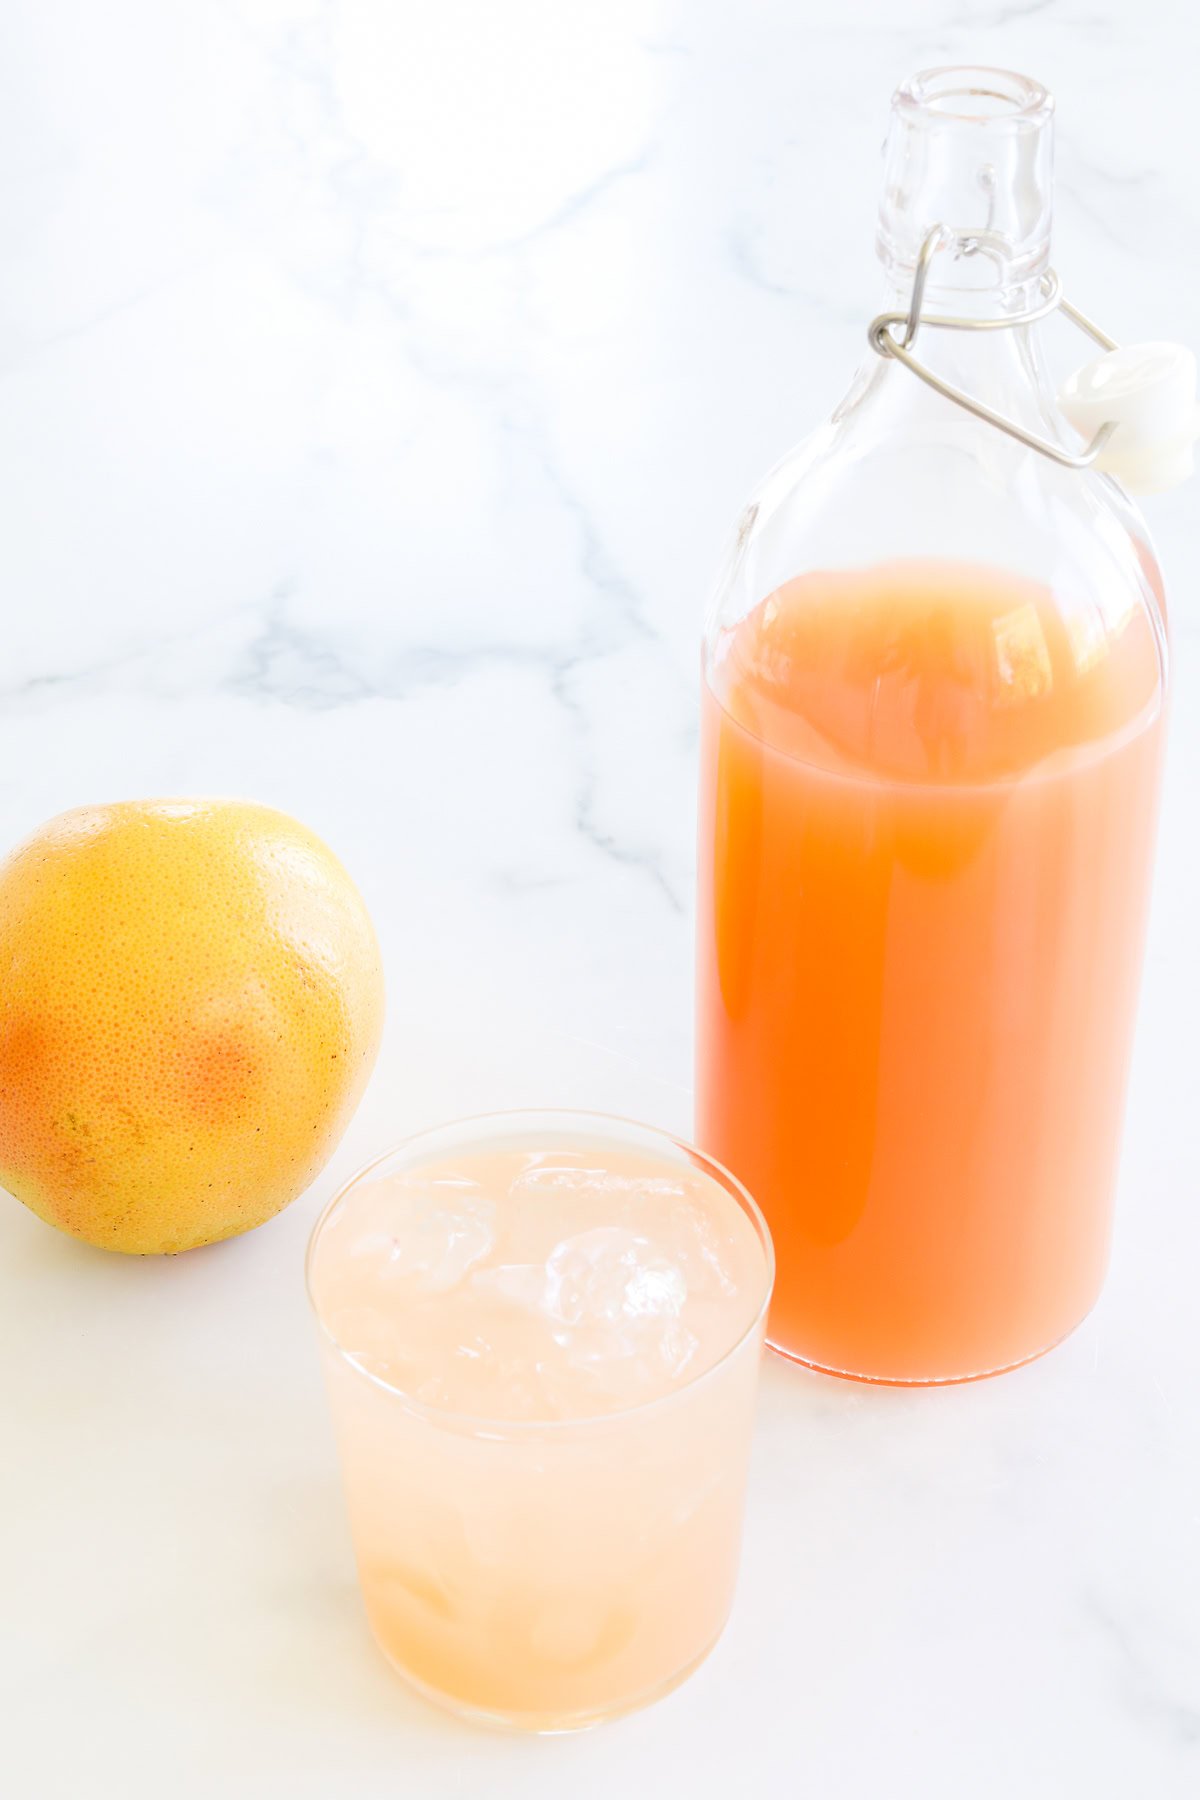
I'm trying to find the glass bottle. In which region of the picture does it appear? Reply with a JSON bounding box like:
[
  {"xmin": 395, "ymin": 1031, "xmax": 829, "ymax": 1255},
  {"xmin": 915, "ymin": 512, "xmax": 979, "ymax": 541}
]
[{"xmin": 695, "ymin": 67, "xmax": 1169, "ymax": 1384}]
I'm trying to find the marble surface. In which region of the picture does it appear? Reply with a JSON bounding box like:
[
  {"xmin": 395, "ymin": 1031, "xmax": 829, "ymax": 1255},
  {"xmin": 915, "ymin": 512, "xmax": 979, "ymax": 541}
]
[{"xmin": 2, "ymin": 3, "xmax": 1198, "ymax": 1795}]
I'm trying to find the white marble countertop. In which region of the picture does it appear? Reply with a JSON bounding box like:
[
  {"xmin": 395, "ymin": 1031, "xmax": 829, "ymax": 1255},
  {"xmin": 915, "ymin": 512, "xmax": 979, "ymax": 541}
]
[{"xmin": 2, "ymin": 3, "xmax": 1198, "ymax": 1795}]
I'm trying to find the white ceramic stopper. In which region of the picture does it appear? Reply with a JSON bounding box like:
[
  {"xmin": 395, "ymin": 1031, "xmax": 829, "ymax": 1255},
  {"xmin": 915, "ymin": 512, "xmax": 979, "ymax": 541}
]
[{"xmin": 1058, "ymin": 341, "xmax": 1199, "ymax": 494}]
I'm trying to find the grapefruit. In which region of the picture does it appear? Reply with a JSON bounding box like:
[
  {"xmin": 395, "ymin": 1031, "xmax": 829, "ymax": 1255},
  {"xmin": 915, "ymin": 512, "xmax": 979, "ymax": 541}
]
[{"xmin": 0, "ymin": 799, "xmax": 384, "ymax": 1253}]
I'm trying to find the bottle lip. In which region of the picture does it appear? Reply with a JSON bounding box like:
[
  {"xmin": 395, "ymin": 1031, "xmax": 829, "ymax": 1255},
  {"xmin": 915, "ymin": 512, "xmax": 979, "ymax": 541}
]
[
  {"xmin": 894, "ymin": 66, "xmax": 1053, "ymax": 130},
  {"xmin": 879, "ymin": 66, "xmax": 1055, "ymax": 287}
]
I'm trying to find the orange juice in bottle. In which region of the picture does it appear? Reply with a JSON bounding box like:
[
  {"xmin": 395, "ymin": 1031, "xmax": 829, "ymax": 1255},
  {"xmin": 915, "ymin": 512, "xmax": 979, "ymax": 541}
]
[{"xmin": 696, "ymin": 69, "xmax": 1172, "ymax": 1382}]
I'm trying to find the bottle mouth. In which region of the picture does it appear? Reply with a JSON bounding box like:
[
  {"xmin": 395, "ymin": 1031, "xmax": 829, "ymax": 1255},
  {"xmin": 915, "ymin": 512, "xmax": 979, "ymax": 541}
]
[
  {"xmin": 895, "ymin": 66, "xmax": 1053, "ymax": 129},
  {"xmin": 879, "ymin": 65, "xmax": 1055, "ymax": 290}
]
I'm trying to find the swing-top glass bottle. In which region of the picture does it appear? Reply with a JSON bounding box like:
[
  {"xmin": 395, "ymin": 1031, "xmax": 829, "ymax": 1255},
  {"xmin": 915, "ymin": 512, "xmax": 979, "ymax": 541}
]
[{"xmin": 696, "ymin": 67, "xmax": 1169, "ymax": 1383}]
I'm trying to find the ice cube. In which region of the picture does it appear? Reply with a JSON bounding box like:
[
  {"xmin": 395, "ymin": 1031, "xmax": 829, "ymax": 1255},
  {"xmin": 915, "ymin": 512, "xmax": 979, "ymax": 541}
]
[
  {"xmin": 542, "ymin": 1227, "xmax": 700, "ymax": 1388},
  {"xmin": 562, "ymin": 1313, "xmax": 701, "ymax": 1385},
  {"xmin": 345, "ymin": 1175, "xmax": 496, "ymax": 1294},
  {"xmin": 658, "ymin": 1190, "xmax": 741, "ymax": 1300},
  {"xmin": 545, "ymin": 1226, "xmax": 686, "ymax": 1328},
  {"xmin": 601, "ymin": 1171, "xmax": 744, "ymax": 1302},
  {"xmin": 513, "ymin": 1156, "xmax": 691, "ymax": 1207},
  {"xmin": 510, "ymin": 1161, "xmax": 626, "ymax": 1200}
]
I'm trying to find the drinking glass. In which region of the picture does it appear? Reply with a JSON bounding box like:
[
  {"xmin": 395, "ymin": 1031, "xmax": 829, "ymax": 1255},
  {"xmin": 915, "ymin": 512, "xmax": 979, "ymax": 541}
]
[{"xmin": 307, "ymin": 1110, "xmax": 774, "ymax": 1732}]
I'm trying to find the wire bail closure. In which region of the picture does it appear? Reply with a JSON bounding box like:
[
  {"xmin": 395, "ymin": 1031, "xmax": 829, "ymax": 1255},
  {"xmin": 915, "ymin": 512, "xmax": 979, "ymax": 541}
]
[{"xmin": 868, "ymin": 224, "xmax": 1119, "ymax": 470}]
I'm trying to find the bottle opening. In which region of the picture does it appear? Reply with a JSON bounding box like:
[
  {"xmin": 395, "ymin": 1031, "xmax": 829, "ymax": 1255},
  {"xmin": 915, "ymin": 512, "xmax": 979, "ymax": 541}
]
[
  {"xmin": 897, "ymin": 66, "xmax": 1051, "ymax": 127},
  {"xmin": 879, "ymin": 65, "xmax": 1055, "ymax": 289}
]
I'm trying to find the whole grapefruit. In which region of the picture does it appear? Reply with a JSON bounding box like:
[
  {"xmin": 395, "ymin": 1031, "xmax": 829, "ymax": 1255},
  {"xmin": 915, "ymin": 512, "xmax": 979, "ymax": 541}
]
[{"xmin": 0, "ymin": 799, "xmax": 384, "ymax": 1253}]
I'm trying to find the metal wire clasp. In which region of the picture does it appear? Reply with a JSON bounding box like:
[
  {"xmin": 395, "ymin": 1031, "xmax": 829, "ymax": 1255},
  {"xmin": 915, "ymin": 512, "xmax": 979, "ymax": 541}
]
[{"xmin": 868, "ymin": 225, "xmax": 1119, "ymax": 469}]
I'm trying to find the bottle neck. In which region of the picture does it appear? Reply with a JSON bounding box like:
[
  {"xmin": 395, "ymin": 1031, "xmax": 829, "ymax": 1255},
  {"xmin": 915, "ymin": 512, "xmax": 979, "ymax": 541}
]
[
  {"xmin": 881, "ymin": 258, "xmax": 1045, "ymax": 327},
  {"xmin": 865, "ymin": 264, "xmax": 1062, "ymax": 451},
  {"xmin": 878, "ymin": 67, "xmax": 1054, "ymax": 313},
  {"xmin": 873, "ymin": 68, "xmax": 1059, "ymax": 426}
]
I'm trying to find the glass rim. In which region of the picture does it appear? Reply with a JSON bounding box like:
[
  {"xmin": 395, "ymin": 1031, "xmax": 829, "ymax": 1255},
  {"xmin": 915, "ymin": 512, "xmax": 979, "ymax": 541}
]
[{"xmin": 304, "ymin": 1107, "xmax": 775, "ymax": 1437}]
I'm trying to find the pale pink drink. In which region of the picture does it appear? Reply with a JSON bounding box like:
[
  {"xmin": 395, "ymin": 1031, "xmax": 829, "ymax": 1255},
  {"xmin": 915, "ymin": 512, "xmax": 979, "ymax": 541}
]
[{"xmin": 306, "ymin": 1112, "xmax": 773, "ymax": 1732}]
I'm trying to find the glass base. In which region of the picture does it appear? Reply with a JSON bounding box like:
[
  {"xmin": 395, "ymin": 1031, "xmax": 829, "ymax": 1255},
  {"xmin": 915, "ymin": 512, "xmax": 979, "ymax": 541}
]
[
  {"xmin": 766, "ymin": 1315, "xmax": 1089, "ymax": 1387},
  {"xmin": 371, "ymin": 1625, "xmax": 727, "ymax": 1735}
]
